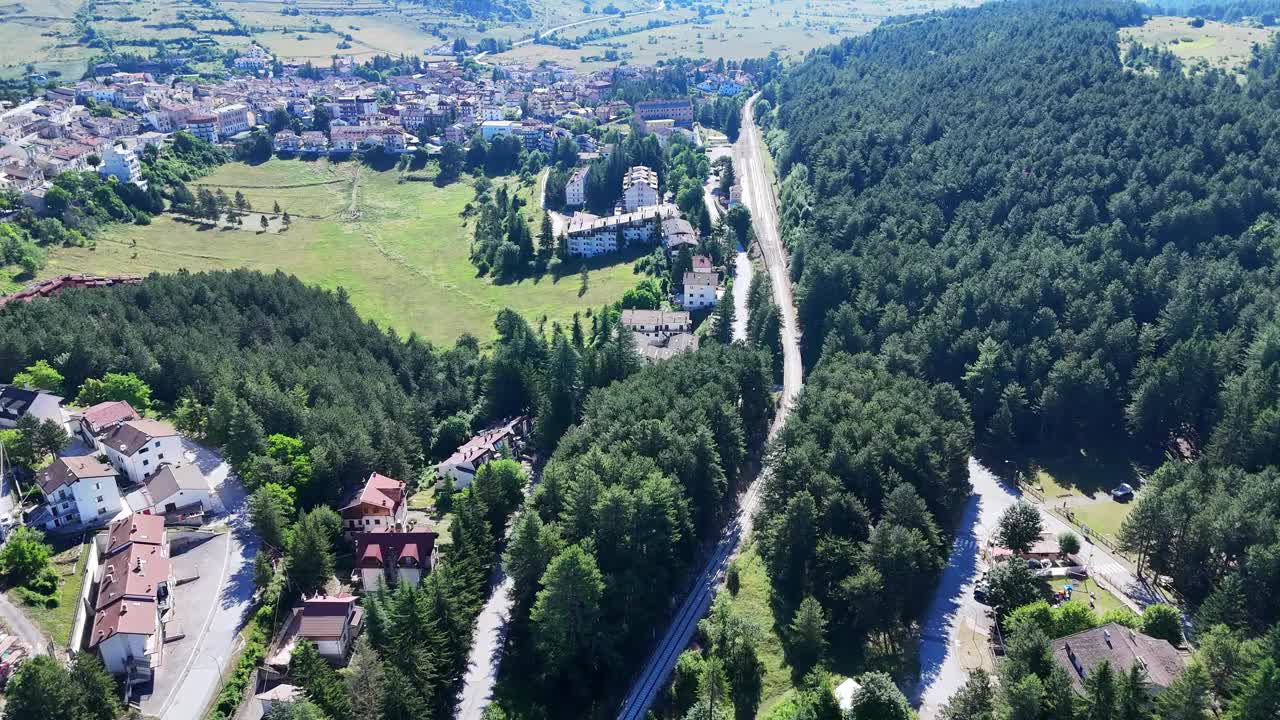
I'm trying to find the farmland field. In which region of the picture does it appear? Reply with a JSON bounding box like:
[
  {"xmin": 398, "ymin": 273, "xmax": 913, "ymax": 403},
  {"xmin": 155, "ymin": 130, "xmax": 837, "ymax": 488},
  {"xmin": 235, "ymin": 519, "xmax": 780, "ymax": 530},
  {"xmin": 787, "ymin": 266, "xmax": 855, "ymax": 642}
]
[
  {"xmin": 1120, "ymin": 15, "xmax": 1278, "ymax": 74},
  {"xmin": 22, "ymin": 158, "xmax": 644, "ymax": 346},
  {"xmin": 491, "ymin": 0, "xmax": 982, "ymax": 70}
]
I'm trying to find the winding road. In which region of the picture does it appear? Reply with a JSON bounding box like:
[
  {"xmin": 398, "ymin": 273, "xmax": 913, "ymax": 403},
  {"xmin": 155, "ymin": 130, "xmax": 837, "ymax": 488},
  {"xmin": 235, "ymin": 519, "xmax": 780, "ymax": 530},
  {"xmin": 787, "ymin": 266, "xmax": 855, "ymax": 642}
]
[{"xmin": 614, "ymin": 93, "xmax": 802, "ymax": 720}]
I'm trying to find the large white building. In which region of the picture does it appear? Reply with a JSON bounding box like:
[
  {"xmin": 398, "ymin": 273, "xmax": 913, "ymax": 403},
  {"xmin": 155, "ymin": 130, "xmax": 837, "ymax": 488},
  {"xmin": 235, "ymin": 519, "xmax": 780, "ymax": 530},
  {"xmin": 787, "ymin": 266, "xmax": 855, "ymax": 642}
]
[
  {"xmin": 329, "ymin": 126, "xmax": 406, "ymax": 153},
  {"xmin": 565, "ymin": 166, "xmax": 589, "ymax": 208},
  {"xmin": 99, "ymin": 145, "xmax": 146, "ymax": 189},
  {"xmin": 90, "ymin": 514, "xmax": 170, "ymax": 676},
  {"xmin": 102, "ymin": 419, "xmax": 184, "ymax": 485},
  {"xmin": 683, "ymin": 271, "xmax": 719, "ymax": 310},
  {"xmin": 620, "ymin": 309, "xmax": 692, "ymax": 339},
  {"xmin": 213, "ymin": 103, "xmax": 251, "ymax": 138},
  {"xmin": 622, "ymin": 165, "xmax": 659, "ymax": 211},
  {"xmin": 564, "ymin": 203, "xmax": 678, "ymax": 257},
  {"xmin": 36, "ymin": 456, "xmax": 123, "ymax": 530}
]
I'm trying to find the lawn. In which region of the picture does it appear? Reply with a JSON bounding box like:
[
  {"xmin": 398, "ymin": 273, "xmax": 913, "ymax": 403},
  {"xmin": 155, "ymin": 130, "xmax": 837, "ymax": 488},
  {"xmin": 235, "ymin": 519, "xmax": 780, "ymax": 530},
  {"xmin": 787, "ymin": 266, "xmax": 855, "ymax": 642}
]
[
  {"xmin": 34, "ymin": 159, "xmax": 645, "ymax": 346},
  {"xmin": 725, "ymin": 543, "xmax": 796, "ymax": 718},
  {"xmin": 1047, "ymin": 576, "xmax": 1125, "ymax": 617},
  {"xmin": 1069, "ymin": 501, "xmax": 1134, "ymax": 546},
  {"xmin": 18, "ymin": 539, "xmax": 90, "ymax": 647}
]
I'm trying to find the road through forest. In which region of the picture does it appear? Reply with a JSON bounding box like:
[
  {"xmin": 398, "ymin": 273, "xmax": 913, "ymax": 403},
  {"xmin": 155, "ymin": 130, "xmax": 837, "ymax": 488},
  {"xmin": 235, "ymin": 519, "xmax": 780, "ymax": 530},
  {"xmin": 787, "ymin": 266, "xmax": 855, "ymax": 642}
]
[{"xmin": 614, "ymin": 93, "xmax": 802, "ymax": 720}]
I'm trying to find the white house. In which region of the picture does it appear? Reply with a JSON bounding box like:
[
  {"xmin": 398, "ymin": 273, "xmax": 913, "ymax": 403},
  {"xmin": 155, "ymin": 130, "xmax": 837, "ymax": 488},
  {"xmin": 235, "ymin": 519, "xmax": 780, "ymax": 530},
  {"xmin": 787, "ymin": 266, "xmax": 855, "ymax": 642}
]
[
  {"xmin": 36, "ymin": 456, "xmax": 122, "ymax": 530},
  {"xmin": 102, "ymin": 419, "xmax": 184, "ymax": 485},
  {"xmin": 682, "ymin": 271, "xmax": 718, "ymax": 310},
  {"xmin": 138, "ymin": 463, "xmax": 210, "ymax": 515},
  {"xmin": 269, "ymin": 595, "xmax": 363, "ymax": 666},
  {"xmin": 352, "ymin": 531, "xmax": 438, "ymax": 591},
  {"xmin": 479, "ymin": 119, "xmax": 518, "ymax": 141},
  {"xmin": 0, "ymin": 385, "xmax": 63, "ymax": 429},
  {"xmin": 436, "ymin": 416, "xmax": 531, "ymax": 488},
  {"xmin": 622, "ymin": 165, "xmax": 659, "ymax": 211},
  {"xmin": 99, "ymin": 145, "xmax": 146, "ymax": 189},
  {"xmin": 183, "ymin": 112, "xmax": 217, "ymax": 143},
  {"xmin": 565, "ymin": 166, "xmax": 589, "ymax": 208},
  {"xmin": 90, "ymin": 514, "xmax": 170, "ymax": 676}
]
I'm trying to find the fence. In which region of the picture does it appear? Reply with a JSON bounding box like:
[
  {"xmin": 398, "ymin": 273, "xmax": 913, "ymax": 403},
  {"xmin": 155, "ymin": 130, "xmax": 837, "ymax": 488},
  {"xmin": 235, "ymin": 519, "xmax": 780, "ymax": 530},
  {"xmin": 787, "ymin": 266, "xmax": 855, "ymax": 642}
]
[{"xmin": 67, "ymin": 535, "xmax": 100, "ymax": 655}]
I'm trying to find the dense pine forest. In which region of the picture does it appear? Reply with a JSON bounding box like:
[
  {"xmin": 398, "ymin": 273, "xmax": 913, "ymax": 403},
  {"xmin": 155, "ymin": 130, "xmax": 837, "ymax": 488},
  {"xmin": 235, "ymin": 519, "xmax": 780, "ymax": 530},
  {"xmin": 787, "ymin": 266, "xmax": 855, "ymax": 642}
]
[{"xmin": 749, "ymin": 0, "xmax": 1280, "ymax": 717}]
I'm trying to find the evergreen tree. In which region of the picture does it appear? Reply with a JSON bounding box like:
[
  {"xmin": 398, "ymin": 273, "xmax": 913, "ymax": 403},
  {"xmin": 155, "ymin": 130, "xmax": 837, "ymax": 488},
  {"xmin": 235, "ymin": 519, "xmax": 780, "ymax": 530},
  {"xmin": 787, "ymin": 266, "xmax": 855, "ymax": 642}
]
[
  {"xmin": 346, "ymin": 636, "xmax": 386, "ymax": 720},
  {"xmin": 286, "ymin": 507, "xmax": 339, "ymax": 595},
  {"xmin": 289, "ymin": 640, "xmax": 353, "ymax": 720},
  {"xmin": 941, "ymin": 671, "xmax": 995, "ymax": 720},
  {"xmin": 530, "ymin": 543, "xmax": 606, "ymax": 677},
  {"xmin": 1156, "ymin": 662, "xmax": 1212, "ymax": 720},
  {"xmin": 1084, "ymin": 660, "xmax": 1117, "ymax": 720},
  {"xmin": 789, "ymin": 596, "xmax": 828, "ymax": 675}
]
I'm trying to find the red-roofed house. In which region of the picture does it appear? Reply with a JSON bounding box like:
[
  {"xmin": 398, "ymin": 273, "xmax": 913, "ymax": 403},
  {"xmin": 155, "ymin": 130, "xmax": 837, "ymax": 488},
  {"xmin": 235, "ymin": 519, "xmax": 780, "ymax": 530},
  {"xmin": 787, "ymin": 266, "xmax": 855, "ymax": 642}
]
[
  {"xmin": 352, "ymin": 531, "xmax": 438, "ymax": 590},
  {"xmin": 89, "ymin": 513, "xmax": 171, "ymax": 676},
  {"xmin": 435, "ymin": 415, "xmax": 531, "ymax": 488},
  {"xmin": 35, "ymin": 455, "xmax": 122, "ymax": 530},
  {"xmin": 77, "ymin": 400, "xmax": 139, "ymax": 447},
  {"xmin": 102, "ymin": 418, "xmax": 183, "ymax": 484},
  {"xmin": 340, "ymin": 473, "xmax": 407, "ymax": 535}
]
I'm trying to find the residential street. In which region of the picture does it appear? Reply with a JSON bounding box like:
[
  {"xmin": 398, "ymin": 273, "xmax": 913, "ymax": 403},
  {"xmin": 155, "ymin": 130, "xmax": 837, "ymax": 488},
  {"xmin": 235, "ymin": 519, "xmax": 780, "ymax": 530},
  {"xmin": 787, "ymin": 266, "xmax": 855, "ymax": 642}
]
[
  {"xmin": 143, "ymin": 440, "xmax": 257, "ymax": 720},
  {"xmin": 912, "ymin": 460, "xmax": 1156, "ymax": 719},
  {"xmin": 614, "ymin": 93, "xmax": 802, "ymax": 720}
]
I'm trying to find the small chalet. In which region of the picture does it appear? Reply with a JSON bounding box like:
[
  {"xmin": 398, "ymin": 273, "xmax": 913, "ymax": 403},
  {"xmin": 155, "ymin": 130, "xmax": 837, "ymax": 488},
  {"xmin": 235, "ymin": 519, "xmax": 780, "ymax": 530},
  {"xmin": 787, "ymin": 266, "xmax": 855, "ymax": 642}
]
[
  {"xmin": 340, "ymin": 472, "xmax": 407, "ymax": 535},
  {"xmin": 269, "ymin": 595, "xmax": 363, "ymax": 666},
  {"xmin": 435, "ymin": 415, "xmax": 531, "ymax": 488},
  {"xmin": 1053, "ymin": 624, "xmax": 1186, "ymax": 695},
  {"xmin": 352, "ymin": 531, "xmax": 439, "ymax": 591},
  {"xmin": 102, "ymin": 419, "xmax": 184, "ymax": 484},
  {"xmin": 35, "ymin": 455, "xmax": 122, "ymax": 530}
]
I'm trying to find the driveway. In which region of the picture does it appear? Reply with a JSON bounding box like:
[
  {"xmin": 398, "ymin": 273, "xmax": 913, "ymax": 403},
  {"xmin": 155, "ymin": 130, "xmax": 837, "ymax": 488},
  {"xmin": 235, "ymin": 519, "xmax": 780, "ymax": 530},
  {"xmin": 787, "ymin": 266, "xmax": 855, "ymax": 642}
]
[
  {"xmin": 912, "ymin": 459, "xmax": 1158, "ymax": 719},
  {"xmin": 140, "ymin": 440, "xmax": 256, "ymax": 720}
]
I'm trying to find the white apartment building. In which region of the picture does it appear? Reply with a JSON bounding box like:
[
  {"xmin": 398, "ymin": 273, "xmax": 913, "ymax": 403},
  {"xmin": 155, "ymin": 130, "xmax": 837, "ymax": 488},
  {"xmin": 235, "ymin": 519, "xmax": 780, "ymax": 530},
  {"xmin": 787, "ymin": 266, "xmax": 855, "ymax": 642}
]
[
  {"xmin": 565, "ymin": 203, "xmax": 677, "ymax": 257},
  {"xmin": 330, "ymin": 126, "xmax": 406, "ymax": 152},
  {"xmin": 102, "ymin": 419, "xmax": 184, "ymax": 485},
  {"xmin": 36, "ymin": 456, "xmax": 123, "ymax": 530},
  {"xmin": 183, "ymin": 112, "xmax": 217, "ymax": 143},
  {"xmin": 620, "ymin": 309, "xmax": 692, "ymax": 339},
  {"xmin": 565, "ymin": 166, "xmax": 589, "ymax": 207},
  {"xmin": 99, "ymin": 145, "xmax": 146, "ymax": 188},
  {"xmin": 683, "ymin": 271, "xmax": 719, "ymax": 310},
  {"xmin": 622, "ymin": 165, "xmax": 659, "ymax": 211}
]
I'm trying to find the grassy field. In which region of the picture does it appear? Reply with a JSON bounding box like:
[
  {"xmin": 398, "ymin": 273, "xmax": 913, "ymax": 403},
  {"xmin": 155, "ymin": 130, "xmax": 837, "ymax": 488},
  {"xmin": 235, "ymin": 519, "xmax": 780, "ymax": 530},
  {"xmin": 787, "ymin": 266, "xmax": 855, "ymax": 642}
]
[
  {"xmin": 0, "ymin": 0, "xmax": 96, "ymax": 80},
  {"xmin": 1121, "ymin": 15, "xmax": 1278, "ymax": 75},
  {"xmin": 1024, "ymin": 448, "xmax": 1144, "ymax": 546},
  {"xmin": 29, "ymin": 157, "xmax": 643, "ymax": 346},
  {"xmin": 493, "ymin": 0, "xmax": 981, "ymax": 70},
  {"xmin": 725, "ymin": 543, "xmax": 797, "ymax": 718},
  {"xmin": 17, "ymin": 539, "xmax": 90, "ymax": 647}
]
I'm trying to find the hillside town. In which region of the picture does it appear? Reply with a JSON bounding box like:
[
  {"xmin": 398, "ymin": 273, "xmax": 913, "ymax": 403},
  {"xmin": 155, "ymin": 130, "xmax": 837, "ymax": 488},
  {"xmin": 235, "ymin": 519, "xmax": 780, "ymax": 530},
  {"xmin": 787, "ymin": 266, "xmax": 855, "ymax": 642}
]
[{"xmin": 0, "ymin": 44, "xmax": 754, "ymax": 211}]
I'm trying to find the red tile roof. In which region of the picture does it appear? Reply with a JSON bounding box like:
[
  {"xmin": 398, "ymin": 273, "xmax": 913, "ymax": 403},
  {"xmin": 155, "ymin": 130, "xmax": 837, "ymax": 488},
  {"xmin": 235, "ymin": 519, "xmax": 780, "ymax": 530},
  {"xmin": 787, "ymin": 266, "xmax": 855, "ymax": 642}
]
[
  {"xmin": 90, "ymin": 598, "xmax": 158, "ymax": 646},
  {"xmin": 95, "ymin": 542, "xmax": 169, "ymax": 610},
  {"xmin": 80, "ymin": 400, "xmax": 139, "ymax": 435},
  {"xmin": 0, "ymin": 274, "xmax": 141, "ymax": 307},
  {"xmin": 340, "ymin": 472, "xmax": 405, "ymax": 514},
  {"xmin": 353, "ymin": 531, "xmax": 438, "ymax": 569},
  {"xmin": 104, "ymin": 418, "xmax": 178, "ymax": 456},
  {"xmin": 106, "ymin": 513, "xmax": 165, "ymax": 556}
]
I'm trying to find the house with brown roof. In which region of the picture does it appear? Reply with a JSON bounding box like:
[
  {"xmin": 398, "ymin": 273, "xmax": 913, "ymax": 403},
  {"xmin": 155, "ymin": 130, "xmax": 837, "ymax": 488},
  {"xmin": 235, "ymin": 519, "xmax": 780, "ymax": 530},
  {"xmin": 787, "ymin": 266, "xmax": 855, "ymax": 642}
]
[
  {"xmin": 35, "ymin": 455, "xmax": 123, "ymax": 530},
  {"xmin": 0, "ymin": 384, "xmax": 63, "ymax": 429},
  {"xmin": 76, "ymin": 400, "xmax": 139, "ymax": 446},
  {"xmin": 102, "ymin": 418, "xmax": 183, "ymax": 484},
  {"xmin": 89, "ymin": 513, "xmax": 171, "ymax": 676},
  {"xmin": 1053, "ymin": 624, "xmax": 1187, "ymax": 695},
  {"xmin": 339, "ymin": 472, "xmax": 408, "ymax": 535},
  {"xmin": 435, "ymin": 415, "xmax": 531, "ymax": 489},
  {"xmin": 128, "ymin": 463, "xmax": 211, "ymax": 516},
  {"xmin": 268, "ymin": 595, "xmax": 363, "ymax": 666},
  {"xmin": 352, "ymin": 531, "xmax": 438, "ymax": 591}
]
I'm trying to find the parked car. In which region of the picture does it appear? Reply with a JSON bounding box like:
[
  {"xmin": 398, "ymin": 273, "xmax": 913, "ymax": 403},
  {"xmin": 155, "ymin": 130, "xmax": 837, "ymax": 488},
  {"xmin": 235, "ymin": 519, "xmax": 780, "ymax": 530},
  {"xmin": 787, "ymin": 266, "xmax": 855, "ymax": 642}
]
[
  {"xmin": 1111, "ymin": 483, "xmax": 1135, "ymax": 501},
  {"xmin": 974, "ymin": 582, "xmax": 991, "ymax": 605}
]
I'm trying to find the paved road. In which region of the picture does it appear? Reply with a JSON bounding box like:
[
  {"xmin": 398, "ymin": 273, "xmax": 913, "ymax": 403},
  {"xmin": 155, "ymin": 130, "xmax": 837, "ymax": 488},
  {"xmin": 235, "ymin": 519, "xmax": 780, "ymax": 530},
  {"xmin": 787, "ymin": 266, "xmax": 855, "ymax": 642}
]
[
  {"xmin": 912, "ymin": 460, "xmax": 1154, "ymax": 719},
  {"xmin": 0, "ymin": 592, "xmax": 49, "ymax": 657},
  {"xmin": 615, "ymin": 93, "xmax": 802, "ymax": 720},
  {"xmin": 144, "ymin": 441, "xmax": 257, "ymax": 720},
  {"xmin": 455, "ymin": 463, "xmax": 541, "ymax": 720}
]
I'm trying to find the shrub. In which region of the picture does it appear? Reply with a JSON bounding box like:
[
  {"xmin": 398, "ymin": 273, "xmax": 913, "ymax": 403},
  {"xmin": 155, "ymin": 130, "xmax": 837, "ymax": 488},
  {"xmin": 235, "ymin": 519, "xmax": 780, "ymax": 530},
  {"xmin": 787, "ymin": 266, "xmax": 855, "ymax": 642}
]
[{"xmin": 1140, "ymin": 604, "xmax": 1183, "ymax": 646}]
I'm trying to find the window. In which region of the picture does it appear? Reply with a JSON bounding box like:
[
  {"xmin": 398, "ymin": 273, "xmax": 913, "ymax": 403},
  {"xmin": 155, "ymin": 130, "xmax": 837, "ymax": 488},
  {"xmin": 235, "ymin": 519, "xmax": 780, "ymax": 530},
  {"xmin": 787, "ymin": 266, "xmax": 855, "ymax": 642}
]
[
  {"xmin": 142, "ymin": 459, "xmax": 149, "ymax": 467},
  {"xmin": 97, "ymin": 496, "xmax": 104, "ymax": 503},
  {"xmin": 158, "ymin": 454, "xmax": 164, "ymax": 460},
  {"xmin": 154, "ymin": 441, "xmax": 160, "ymax": 448}
]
